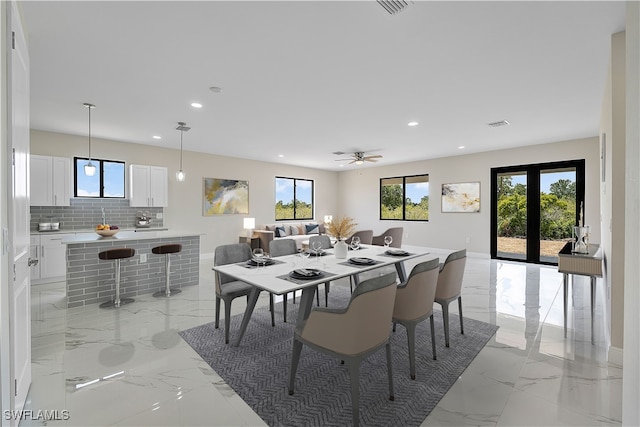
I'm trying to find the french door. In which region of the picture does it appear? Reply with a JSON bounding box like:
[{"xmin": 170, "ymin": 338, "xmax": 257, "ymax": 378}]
[{"xmin": 491, "ymin": 160, "xmax": 585, "ymax": 265}]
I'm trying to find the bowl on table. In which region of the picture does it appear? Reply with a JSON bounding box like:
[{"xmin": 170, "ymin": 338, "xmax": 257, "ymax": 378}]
[{"xmin": 96, "ymin": 228, "xmax": 119, "ymax": 237}]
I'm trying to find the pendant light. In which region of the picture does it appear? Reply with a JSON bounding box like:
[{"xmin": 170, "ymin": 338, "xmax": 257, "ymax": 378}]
[
  {"xmin": 175, "ymin": 121, "xmax": 190, "ymax": 182},
  {"xmin": 83, "ymin": 102, "xmax": 96, "ymax": 176}
]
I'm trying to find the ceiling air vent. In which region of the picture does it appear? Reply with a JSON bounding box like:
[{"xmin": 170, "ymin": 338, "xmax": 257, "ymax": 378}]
[
  {"xmin": 487, "ymin": 120, "xmax": 510, "ymax": 128},
  {"xmin": 377, "ymin": 0, "xmax": 412, "ymax": 15}
]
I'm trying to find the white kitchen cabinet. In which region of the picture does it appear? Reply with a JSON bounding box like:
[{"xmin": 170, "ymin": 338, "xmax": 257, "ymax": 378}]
[
  {"xmin": 30, "ymin": 155, "xmax": 71, "ymax": 206},
  {"xmin": 30, "ymin": 233, "xmax": 70, "ymax": 284},
  {"xmin": 129, "ymin": 164, "xmax": 168, "ymax": 207}
]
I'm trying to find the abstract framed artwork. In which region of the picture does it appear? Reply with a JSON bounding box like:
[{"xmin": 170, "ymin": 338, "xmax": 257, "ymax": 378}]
[
  {"xmin": 441, "ymin": 182, "xmax": 480, "ymax": 213},
  {"xmin": 203, "ymin": 178, "xmax": 249, "ymax": 216}
]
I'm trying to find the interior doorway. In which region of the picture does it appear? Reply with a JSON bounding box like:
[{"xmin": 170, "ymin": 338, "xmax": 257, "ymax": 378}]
[{"xmin": 491, "ymin": 160, "xmax": 585, "ymax": 265}]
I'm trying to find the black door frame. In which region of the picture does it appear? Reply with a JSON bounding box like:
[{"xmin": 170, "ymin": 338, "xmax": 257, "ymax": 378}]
[{"xmin": 490, "ymin": 159, "xmax": 585, "ymax": 265}]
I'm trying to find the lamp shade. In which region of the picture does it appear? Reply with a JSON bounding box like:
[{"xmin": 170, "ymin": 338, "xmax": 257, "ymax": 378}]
[{"xmin": 243, "ymin": 218, "xmax": 256, "ymax": 230}]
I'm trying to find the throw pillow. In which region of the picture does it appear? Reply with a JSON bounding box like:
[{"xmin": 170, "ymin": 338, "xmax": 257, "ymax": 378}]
[
  {"xmin": 289, "ymin": 225, "xmax": 299, "ymax": 236},
  {"xmin": 275, "ymin": 226, "xmax": 287, "ymax": 237},
  {"xmin": 266, "ymin": 225, "xmax": 276, "ymax": 232},
  {"xmin": 305, "ymin": 224, "xmax": 320, "ymax": 235}
]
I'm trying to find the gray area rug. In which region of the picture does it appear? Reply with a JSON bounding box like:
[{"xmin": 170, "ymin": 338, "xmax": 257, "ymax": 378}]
[{"xmin": 180, "ymin": 284, "xmax": 498, "ymax": 426}]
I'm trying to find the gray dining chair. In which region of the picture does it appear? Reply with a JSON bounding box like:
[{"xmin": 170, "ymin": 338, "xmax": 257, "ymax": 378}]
[
  {"xmin": 345, "ymin": 229, "xmax": 373, "ymax": 245},
  {"xmin": 308, "ymin": 234, "xmax": 332, "ymax": 250},
  {"xmin": 372, "ymin": 227, "xmax": 403, "ymax": 247},
  {"xmin": 214, "ymin": 243, "xmax": 275, "ymax": 344},
  {"xmin": 435, "ymin": 249, "xmax": 467, "ymax": 347},
  {"xmin": 269, "ymin": 239, "xmax": 299, "ymax": 322},
  {"xmin": 392, "ymin": 258, "xmax": 440, "ymax": 379},
  {"xmin": 288, "ymin": 272, "xmax": 398, "ymax": 427}
]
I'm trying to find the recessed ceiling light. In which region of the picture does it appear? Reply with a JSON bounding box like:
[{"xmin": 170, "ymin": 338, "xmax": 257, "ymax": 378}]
[
  {"xmin": 458, "ymin": 146, "xmax": 465, "ymax": 149},
  {"xmin": 407, "ymin": 121, "xmax": 419, "ymax": 127},
  {"xmin": 152, "ymin": 135, "xmax": 161, "ymax": 140},
  {"xmin": 339, "ymin": 164, "xmax": 345, "ymax": 167},
  {"xmin": 191, "ymin": 102, "xmax": 203, "ymax": 108},
  {"xmin": 278, "ymin": 154, "xmax": 284, "ymax": 158},
  {"xmin": 209, "ymin": 86, "xmax": 222, "ymax": 93}
]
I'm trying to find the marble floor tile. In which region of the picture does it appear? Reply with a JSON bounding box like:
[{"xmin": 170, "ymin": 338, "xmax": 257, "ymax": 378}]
[{"xmin": 24, "ymin": 256, "xmax": 621, "ymax": 426}]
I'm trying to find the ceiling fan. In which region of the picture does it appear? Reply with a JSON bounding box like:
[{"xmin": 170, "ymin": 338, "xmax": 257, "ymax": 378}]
[{"xmin": 333, "ymin": 151, "xmax": 383, "ymax": 165}]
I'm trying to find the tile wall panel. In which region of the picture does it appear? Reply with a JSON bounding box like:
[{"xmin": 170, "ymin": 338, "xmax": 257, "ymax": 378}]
[{"xmin": 31, "ymin": 198, "xmax": 163, "ymax": 231}]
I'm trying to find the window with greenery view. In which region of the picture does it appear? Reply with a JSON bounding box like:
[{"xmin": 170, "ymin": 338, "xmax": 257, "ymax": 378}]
[
  {"xmin": 275, "ymin": 177, "xmax": 313, "ymax": 220},
  {"xmin": 74, "ymin": 157, "xmax": 125, "ymax": 198},
  {"xmin": 380, "ymin": 174, "xmax": 429, "ymax": 220}
]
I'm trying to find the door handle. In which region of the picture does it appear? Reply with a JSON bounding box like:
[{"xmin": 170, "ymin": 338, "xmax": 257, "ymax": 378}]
[{"xmin": 28, "ymin": 258, "xmax": 39, "ymax": 267}]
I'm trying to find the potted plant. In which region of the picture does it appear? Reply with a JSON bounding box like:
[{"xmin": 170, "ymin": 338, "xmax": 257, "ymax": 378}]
[{"xmin": 325, "ymin": 216, "xmax": 357, "ymax": 258}]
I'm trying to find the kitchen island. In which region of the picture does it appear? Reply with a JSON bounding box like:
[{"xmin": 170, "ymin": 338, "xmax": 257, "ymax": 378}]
[{"xmin": 62, "ymin": 230, "xmax": 202, "ymax": 308}]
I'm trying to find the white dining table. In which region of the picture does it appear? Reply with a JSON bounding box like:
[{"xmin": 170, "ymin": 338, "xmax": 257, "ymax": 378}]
[{"xmin": 212, "ymin": 244, "xmax": 434, "ymax": 346}]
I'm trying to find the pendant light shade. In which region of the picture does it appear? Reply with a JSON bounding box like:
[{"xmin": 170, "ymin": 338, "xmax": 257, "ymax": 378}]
[
  {"xmin": 83, "ymin": 103, "xmax": 96, "ymax": 176},
  {"xmin": 175, "ymin": 121, "xmax": 190, "ymax": 182}
]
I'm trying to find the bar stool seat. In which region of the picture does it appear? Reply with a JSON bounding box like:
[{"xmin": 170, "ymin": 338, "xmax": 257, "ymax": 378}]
[
  {"xmin": 152, "ymin": 243, "xmax": 183, "ymax": 297},
  {"xmin": 99, "ymin": 248, "xmax": 136, "ymax": 308}
]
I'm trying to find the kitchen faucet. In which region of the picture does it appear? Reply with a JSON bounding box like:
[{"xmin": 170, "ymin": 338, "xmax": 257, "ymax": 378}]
[{"xmin": 101, "ymin": 208, "xmax": 106, "ymax": 225}]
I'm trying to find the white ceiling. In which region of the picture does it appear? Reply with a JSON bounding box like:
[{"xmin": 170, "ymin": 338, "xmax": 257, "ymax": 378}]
[{"xmin": 21, "ymin": 1, "xmax": 626, "ymax": 171}]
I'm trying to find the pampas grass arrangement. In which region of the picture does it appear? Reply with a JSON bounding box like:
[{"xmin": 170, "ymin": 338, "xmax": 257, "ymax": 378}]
[{"xmin": 325, "ymin": 216, "xmax": 357, "ymax": 240}]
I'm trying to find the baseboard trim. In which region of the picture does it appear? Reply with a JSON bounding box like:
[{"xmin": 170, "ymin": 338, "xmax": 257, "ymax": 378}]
[{"xmin": 608, "ymin": 345, "xmax": 623, "ymax": 367}]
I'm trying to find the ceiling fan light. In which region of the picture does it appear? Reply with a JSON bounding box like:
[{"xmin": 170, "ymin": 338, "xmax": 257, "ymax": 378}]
[
  {"xmin": 84, "ymin": 161, "xmax": 96, "ymax": 176},
  {"xmin": 355, "ymin": 160, "xmax": 364, "ymax": 165}
]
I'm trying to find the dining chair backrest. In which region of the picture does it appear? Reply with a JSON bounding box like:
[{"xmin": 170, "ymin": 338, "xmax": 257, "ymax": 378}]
[
  {"xmin": 309, "ymin": 234, "xmax": 332, "ymax": 250},
  {"xmin": 299, "ymin": 272, "xmax": 398, "ymax": 356},
  {"xmin": 371, "ymin": 227, "xmax": 403, "ymax": 248},
  {"xmin": 436, "ymin": 249, "xmax": 466, "ymax": 300},
  {"xmin": 269, "ymin": 238, "xmax": 298, "ymax": 257},
  {"xmin": 345, "ymin": 230, "xmax": 373, "ymax": 245},
  {"xmin": 393, "ymin": 258, "xmax": 440, "ymax": 321},
  {"xmin": 214, "ymin": 243, "xmax": 252, "ymax": 291}
]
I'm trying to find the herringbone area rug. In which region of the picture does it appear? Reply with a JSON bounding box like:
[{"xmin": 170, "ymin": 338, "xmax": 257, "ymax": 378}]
[{"xmin": 180, "ymin": 284, "xmax": 498, "ymax": 426}]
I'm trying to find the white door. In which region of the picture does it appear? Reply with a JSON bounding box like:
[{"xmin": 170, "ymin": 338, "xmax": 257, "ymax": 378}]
[{"xmin": 9, "ymin": 1, "xmax": 32, "ymax": 414}]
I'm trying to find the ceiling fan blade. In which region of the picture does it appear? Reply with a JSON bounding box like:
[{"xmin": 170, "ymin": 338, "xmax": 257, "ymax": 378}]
[
  {"xmin": 334, "ymin": 158, "xmax": 353, "ymax": 161},
  {"xmin": 349, "ymin": 159, "xmax": 357, "ymax": 164},
  {"xmin": 364, "ymin": 155, "xmax": 383, "ymax": 160},
  {"xmin": 365, "ymin": 158, "xmax": 379, "ymax": 162}
]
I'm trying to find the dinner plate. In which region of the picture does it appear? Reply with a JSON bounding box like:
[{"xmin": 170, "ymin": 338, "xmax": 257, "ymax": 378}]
[
  {"xmin": 348, "ymin": 257, "xmax": 375, "ymax": 265},
  {"xmin": 385, "ymin": 249, "xmax": 409, "ymax": 256},
  {"xmin": 247, "ymin": 258, "xmax": 275, "ymax": 266},
  {"xmin": 289, "ymin": 268, "xmax": 322, "ymax": 279}
]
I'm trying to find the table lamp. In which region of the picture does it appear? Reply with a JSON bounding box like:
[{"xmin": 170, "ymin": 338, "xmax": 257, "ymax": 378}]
[{"xmin": 243, "ymin": 218, "xmax": 255, "ymax": 238}]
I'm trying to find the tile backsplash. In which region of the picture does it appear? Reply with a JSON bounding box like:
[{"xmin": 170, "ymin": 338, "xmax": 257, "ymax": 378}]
[{"xmin": 30, "ymin": 198, "xmax": 163, "ymax": 231}]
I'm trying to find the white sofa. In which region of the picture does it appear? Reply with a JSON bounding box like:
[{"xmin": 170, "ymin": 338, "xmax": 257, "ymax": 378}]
[{"xmin": 254, "ymin": 222, "xmax": 326, "ymax": 251}]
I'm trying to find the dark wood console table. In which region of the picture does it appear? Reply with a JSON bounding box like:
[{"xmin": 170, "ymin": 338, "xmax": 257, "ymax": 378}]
[{"xmin": 557, "ymin": 242, "xmax": 603, "ymax": 344}]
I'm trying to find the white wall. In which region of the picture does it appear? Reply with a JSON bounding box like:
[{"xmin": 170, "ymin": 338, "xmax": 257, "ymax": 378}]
[
  {"xmin": 30, "ymin": 130, "xmax": 339, "ymax": 258},
  {"xmin": 623, "ymin": 2, "xmax": 640, "ymax": 425},
  {"xmin": 337, "ymin": 137, "xmax": 600, "ymax": 256}
]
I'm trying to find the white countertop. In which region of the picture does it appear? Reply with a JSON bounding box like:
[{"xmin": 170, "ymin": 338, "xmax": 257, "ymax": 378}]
[
  {"xmin": 61, "ymin": 230, "xmax": 203, "ymax": 244},
  {"xmin": 31, "ymin": 227, "xmax": 168, "ymax": 235}
]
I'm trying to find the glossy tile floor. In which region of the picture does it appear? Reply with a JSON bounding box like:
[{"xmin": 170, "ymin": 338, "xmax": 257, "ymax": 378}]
[{"xmin": 25, "ymin": 250, "xmax": 622, "ymax": 426}]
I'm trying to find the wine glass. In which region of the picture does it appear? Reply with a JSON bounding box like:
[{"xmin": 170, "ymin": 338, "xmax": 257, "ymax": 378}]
[
  {"xmin": 351, "ymin": 236, "xmax": 361, "ymax": 250},
  {"xmin": 384, "ymin": 235, "xmax": 393, "ymax": 248},
  {"xmin": 253, "ymin": 248, "xmax": 265, "ymax": 266},
  {"xmin": 301, "ymin": 248, "xmax": 311, "ymax": 263},
  {"xmin": 311, "ymin": 241, "xmax": 323, "ymax": 261}
]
